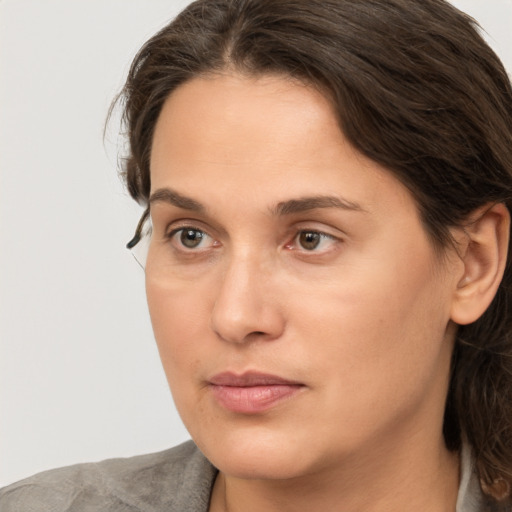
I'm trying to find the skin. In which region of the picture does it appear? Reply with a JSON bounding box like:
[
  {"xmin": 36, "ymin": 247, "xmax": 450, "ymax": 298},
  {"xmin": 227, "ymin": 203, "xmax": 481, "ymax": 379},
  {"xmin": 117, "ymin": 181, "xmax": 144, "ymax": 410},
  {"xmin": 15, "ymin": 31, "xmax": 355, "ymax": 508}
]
[{"xmin": 146, "ymin": 73, "xmax": 466, "ymax": 511}]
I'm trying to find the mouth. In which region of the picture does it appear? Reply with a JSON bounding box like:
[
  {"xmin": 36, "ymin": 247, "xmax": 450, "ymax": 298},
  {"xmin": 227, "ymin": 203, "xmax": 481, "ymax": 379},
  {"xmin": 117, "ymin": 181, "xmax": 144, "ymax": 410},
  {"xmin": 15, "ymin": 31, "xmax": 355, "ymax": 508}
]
[{"xmin": 207, "ymin": 371, "xmax": 305, "ymax": 414}]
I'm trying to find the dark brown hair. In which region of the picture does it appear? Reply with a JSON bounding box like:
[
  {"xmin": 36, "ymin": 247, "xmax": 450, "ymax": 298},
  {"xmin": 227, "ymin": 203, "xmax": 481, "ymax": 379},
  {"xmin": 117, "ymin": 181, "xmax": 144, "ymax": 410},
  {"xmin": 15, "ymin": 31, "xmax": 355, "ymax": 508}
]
[{"xmin": 115, "ymin": 0, "xmax": 512, "ymax": 504}]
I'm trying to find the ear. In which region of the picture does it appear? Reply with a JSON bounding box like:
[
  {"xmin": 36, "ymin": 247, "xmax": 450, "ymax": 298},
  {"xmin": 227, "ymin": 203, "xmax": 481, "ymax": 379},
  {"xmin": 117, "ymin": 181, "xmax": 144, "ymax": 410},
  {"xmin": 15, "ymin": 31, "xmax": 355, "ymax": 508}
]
[{"xmin": 450, "ymin": 203, "xmax": 510, "ymax": 325}]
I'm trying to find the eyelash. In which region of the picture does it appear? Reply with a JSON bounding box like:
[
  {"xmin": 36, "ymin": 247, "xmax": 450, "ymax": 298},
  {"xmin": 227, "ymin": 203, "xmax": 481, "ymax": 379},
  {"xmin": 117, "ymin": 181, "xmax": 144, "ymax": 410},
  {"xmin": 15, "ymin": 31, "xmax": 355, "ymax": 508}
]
[{"xmin": 166, "ymin": 226, "xmax": 340, "ymax": 254}]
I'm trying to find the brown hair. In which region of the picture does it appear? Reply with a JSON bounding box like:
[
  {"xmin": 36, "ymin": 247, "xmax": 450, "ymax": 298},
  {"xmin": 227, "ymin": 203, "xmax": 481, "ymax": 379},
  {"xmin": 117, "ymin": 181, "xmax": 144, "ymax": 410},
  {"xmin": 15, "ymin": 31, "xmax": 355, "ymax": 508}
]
[{"xmin": 114, "ymin": 0, "xmax": 512, "ymax": 504}]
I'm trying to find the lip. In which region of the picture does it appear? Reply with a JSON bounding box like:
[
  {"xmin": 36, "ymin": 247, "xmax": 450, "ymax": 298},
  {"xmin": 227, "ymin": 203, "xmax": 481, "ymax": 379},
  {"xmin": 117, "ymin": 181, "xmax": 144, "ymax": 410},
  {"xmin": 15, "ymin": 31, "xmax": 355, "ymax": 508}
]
[{"xmin": 208, "ymin": 371, "xmax": 305, "ymax": 414}]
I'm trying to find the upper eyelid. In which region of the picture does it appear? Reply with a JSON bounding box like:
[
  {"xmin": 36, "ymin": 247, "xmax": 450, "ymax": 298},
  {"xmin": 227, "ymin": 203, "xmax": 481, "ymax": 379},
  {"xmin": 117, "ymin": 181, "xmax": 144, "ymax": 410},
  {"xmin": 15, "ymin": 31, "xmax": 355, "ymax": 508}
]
[
  {"xmin": 164, "ymin": 220, "xmax": 212, "ymax": 238},
  {"xmin": 167, "ymin": 226, "xmax": 213, "ymax": 242},
  {"xmin": 161, "ymin": 216, "xmax": 227, "ymax": 240},
  {"xmin": 292, "ymin": 226, "xmax": 344, "ymax": 242},
  {"xmin": 160, "ymin": 217, "xmax": 345, "ymax": 244},
  {"xmin": 292, "ymin": 216, "xmax": 348, "ymax": 234},
  {"xmin": 298, "ymin": 229, "xmax": 336, "ymax": 238},
  {"xmin": 166, "ymin": 225, "xmax": 339, "ymax": 237},
  {"xmin": 293, "ymin": 230, "xmax": 336, "ymax": 242},
  {"xmin": 167, "ymin": 225, "xmax": 207, "ymax": 236},
  {"xmin": 290, "ymin": 230, "xmax": 340, "ymax": 249}
]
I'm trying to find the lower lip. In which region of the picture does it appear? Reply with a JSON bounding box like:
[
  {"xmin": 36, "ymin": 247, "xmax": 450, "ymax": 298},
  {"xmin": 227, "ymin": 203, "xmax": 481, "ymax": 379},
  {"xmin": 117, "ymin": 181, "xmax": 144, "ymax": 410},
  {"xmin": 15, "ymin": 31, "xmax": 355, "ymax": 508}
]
[{"xmin": 209, "ymin": 384, "xmax": 303, "ymax": 414}]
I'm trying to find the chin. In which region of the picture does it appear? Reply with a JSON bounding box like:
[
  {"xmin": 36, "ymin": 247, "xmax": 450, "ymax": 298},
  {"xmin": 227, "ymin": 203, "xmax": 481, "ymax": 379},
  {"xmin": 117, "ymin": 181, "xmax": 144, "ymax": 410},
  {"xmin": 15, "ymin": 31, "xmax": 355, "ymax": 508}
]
[
  {"xmin": 209, "ymin": 444, "xmax": 308, "ymax": 480},
  {"xmin": 190, "ymin": 422, "xmax": 328, "ymax": 480}
]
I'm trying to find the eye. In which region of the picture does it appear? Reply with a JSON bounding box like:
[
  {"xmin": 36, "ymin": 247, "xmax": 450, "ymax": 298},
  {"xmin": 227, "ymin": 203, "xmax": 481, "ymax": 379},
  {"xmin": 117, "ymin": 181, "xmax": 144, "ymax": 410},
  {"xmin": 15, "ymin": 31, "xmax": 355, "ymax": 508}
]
[
  {"xmin": 298, "ymin": 231, "xmax": 322, "ymax": 250},
  {"xmin": 168, "ymin": 227, "xmax": 215, "ymax": 250},
  {"xmin": 180, "ymin": 228, "xmax": 206, "ymax": 248},
  {"xmin": 290, "ymin": 230, "xmax": 338, "ymax": 252}
]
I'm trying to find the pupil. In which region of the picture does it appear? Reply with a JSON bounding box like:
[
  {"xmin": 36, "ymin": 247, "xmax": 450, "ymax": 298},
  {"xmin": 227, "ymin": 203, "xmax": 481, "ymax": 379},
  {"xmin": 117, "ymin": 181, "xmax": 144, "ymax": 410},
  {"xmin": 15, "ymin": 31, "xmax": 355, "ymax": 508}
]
[
  {"xmin": 300, "ymin": 232, "xmax": 320, "ymax": 250},
  {"xmin": 181, "ymin": 229, "xmax": 203, "ymax": 248}
]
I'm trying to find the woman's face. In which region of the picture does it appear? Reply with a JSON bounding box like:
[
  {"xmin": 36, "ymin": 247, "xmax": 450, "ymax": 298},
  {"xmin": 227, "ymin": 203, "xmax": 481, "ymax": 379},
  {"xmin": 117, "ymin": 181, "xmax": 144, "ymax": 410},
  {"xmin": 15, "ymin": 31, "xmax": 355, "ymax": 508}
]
[{"xmin": 147, "ymin": 74, "xmax": 462, "ymax": 480}]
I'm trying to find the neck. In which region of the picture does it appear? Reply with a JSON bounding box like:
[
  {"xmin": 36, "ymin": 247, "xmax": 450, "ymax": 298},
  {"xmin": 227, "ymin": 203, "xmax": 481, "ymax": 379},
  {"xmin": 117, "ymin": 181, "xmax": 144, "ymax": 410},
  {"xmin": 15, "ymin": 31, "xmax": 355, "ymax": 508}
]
[{"xmin": 209, "ymin": 435, "xmax": 460, "ymax": 512}]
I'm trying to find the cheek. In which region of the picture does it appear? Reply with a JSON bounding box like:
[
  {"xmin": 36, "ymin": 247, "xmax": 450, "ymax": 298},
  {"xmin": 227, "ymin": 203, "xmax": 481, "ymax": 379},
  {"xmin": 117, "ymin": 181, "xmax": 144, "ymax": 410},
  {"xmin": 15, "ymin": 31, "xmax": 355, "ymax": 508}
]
[
  {"xmin": 289, "ymin": 249, "xmax": 453, "ymax": 408},
  {"xmin": 145, "ymin": 276, "xmax": 214, "ymax": 437},
  {"xmin": 145, "ymin": 273, "xmax": 212, "ymax": 379}
]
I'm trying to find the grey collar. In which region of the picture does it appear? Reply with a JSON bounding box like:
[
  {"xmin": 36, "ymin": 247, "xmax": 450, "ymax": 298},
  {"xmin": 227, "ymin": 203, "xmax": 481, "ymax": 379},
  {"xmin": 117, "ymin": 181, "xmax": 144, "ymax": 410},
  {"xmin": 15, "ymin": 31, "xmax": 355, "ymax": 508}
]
[{"xmin": 456, "ymin": 444, "xmax": 485, "ymax": 512}]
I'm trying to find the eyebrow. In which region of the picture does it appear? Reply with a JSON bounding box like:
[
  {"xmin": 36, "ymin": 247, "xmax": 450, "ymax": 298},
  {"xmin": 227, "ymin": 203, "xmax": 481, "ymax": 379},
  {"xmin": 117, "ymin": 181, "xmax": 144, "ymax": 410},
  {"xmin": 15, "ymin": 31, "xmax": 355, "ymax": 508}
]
[
  {"xmin": 149, "ymin": 187, "xmax": 364, "ymax": 216},
  {"xmin": 149, "ymin": 188, "xmax": 204, "ymax": 212},
  {"xmin": 271, "ymin": 195, "xmax": 364, "ymax": 215}
]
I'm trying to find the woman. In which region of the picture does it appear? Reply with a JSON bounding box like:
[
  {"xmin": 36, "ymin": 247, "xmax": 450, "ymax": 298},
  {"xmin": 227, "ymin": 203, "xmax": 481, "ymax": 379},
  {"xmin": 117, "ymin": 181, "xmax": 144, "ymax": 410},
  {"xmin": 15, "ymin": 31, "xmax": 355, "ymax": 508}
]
[{"xmin": 2, "ymin": 0, "xmax": 511, "ymax": 510}]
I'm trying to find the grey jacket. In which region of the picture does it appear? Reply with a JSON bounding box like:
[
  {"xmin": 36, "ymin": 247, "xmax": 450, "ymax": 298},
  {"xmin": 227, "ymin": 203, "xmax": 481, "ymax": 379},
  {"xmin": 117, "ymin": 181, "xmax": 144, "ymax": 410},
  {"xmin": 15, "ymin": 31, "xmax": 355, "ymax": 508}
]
[{"xmin": 0, "ymin": 441, "xmax": 216, "ymax": 512}]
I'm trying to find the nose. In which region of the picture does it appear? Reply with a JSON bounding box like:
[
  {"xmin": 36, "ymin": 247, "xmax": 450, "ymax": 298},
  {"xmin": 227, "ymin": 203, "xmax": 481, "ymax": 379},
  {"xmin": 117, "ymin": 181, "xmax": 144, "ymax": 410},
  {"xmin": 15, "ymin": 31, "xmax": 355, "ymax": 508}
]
[{"xmin": 210, "ymin": 252, "xmax": 285, "ymax": 344}]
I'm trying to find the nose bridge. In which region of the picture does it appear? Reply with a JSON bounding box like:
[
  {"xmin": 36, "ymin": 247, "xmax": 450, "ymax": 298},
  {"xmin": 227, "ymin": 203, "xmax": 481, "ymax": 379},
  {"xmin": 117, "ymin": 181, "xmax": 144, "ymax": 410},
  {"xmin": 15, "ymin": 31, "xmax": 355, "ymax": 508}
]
[{"xmin": 210, "ymin": 244, "xmax": 283, "ymax": 344}]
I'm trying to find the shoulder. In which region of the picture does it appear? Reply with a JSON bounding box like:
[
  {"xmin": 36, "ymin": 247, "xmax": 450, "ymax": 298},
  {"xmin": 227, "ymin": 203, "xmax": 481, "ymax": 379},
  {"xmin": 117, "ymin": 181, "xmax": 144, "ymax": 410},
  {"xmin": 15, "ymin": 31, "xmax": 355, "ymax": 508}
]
[{"xmin": 0, "ymin": 440, "xmax": 217, "ymax": 512}]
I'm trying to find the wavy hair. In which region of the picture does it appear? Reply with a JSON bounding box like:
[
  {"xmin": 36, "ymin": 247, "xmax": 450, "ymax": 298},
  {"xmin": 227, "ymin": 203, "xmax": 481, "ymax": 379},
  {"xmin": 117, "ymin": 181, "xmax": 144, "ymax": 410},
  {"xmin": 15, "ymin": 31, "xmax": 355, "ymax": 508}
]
[{"xmin": 113, "ymin": 0, "xmax": 512, "ymax": 505}]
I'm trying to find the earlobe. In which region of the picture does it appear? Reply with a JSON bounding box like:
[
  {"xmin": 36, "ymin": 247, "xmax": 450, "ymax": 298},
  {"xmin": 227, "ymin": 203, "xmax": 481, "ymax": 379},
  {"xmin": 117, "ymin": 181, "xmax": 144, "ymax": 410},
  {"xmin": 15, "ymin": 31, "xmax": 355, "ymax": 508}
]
[{"xmin": 450, "ymin": 203, "xmax": 510, "ymax": 326}]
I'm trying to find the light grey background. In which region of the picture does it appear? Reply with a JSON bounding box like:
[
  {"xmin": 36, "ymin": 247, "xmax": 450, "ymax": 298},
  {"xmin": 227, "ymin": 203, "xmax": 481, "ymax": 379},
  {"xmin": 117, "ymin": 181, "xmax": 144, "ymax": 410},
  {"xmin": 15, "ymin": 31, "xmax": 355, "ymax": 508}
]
[{"xmin": 1, "ymin": 0, "xmax": 511, "ymax": 487}]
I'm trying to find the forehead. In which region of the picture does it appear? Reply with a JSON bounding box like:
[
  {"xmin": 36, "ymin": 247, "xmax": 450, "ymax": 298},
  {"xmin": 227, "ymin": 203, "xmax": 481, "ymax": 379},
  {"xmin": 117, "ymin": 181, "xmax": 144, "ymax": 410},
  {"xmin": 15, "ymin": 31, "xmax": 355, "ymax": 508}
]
[
  {"xmin": 149, "ymin": 73, "xmax": 416, "ymax": 218},
  {"xmin": 151, "ymin": 73, "xmax": 341, "ymax": 171}
]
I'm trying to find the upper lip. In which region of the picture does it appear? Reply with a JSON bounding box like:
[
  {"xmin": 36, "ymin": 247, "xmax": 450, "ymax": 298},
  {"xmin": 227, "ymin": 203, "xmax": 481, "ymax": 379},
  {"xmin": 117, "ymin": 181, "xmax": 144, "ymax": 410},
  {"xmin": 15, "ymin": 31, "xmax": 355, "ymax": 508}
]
[{"xmin": 209, "ymin": 371, "xmax": 303, "ymax": 387}]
